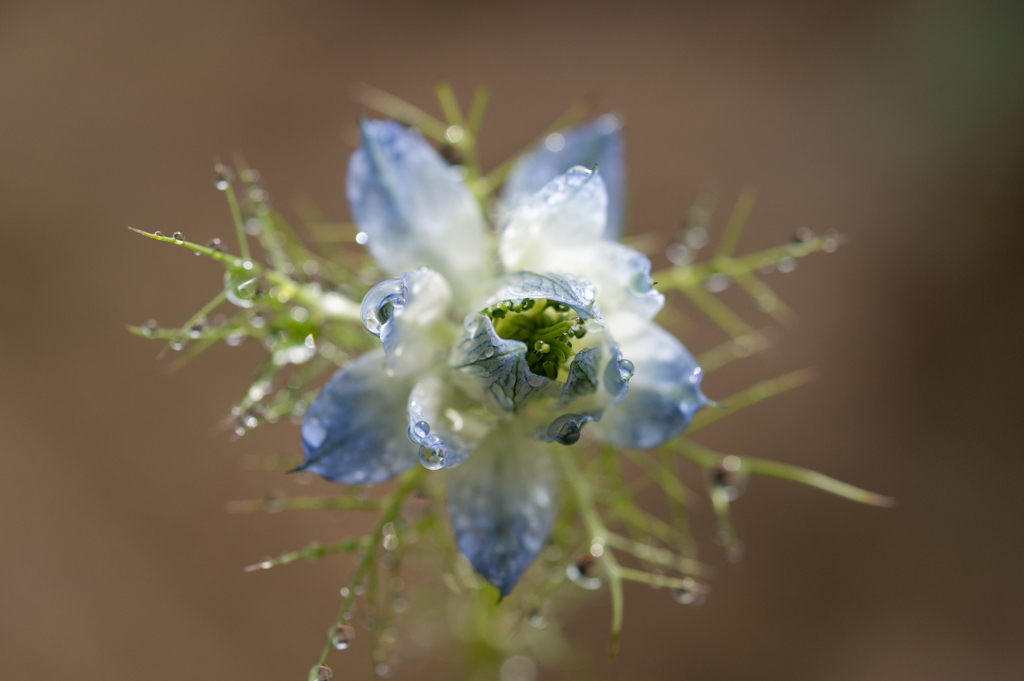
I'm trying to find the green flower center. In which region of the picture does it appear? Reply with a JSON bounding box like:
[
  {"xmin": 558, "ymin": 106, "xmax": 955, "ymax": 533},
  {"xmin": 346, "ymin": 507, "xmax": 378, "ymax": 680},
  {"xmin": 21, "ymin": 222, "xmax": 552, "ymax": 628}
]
[{"xmin": 483, "ymin": 298, "xmax": 586, "ymax": 379}]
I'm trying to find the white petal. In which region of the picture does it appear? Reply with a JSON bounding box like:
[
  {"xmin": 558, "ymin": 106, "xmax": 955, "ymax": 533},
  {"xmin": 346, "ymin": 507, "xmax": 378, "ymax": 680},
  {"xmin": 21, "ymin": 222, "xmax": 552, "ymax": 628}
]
[{"xmin": 499, "ymin": 166, "xmax": 607, "ymax": 272}]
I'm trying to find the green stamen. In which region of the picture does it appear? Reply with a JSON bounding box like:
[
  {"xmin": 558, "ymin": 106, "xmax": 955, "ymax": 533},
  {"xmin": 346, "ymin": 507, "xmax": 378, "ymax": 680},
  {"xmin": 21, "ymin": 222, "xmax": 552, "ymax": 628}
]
[{"xmin": 483, "ymin": 298, "xmax": 580, "ymax": 376}]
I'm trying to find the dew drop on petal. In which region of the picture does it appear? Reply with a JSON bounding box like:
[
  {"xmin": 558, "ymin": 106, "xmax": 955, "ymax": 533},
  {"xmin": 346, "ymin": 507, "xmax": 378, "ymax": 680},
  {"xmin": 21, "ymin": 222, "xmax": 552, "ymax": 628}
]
[
  {"xmin": 360, "ymin": 279, "xmax": 406, "ymax": 336},
  {"xmin": 332, "ymin": 624, "xmax": 355, "ymax": 650},
  {"xmin": 418, "ymin": 439, "xmax": 445, "ymax": 471},
  {"xmin": 407, "ymin": 420, "xmax": 430, "ymax": 443},
  {"xmin": 616, "ymin": 358, "xmax": 635, "ymax": 381}
]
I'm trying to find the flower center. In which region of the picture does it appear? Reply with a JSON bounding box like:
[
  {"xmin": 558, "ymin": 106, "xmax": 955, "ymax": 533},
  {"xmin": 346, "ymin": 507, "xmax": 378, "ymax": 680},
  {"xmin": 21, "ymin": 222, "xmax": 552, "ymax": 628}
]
[{"xmin": 483, "ymin": 298, "xmax": 586, "ymax": 379}]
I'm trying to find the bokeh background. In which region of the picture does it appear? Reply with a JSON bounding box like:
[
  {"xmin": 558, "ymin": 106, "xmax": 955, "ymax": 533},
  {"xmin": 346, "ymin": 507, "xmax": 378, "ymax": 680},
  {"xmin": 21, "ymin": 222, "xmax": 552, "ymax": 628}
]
[{"xmin": 1, "ymin": 1, "xmax": 1022, "ymax": 679}]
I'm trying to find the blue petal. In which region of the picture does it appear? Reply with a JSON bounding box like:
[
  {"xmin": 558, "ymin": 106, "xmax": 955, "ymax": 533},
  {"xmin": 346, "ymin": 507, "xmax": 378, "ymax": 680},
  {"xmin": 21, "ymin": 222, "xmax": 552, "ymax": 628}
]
[
  {"xmin": 446, "ymin": 425, "xmax": 557, "ymax": 596},
  {"xmin": 449, "ymin": 313, "xmax": 555, "ymax": 413},
  {"xmin": 360, "ymin": 267, "xmax": 452, "ymax": 376},
  {"xmin": 298, "ymin": 350, "xmax": 417, "ymax": 485},
  {"xmin": 502, "ymin": 115, "xmax": 626, "ymax": 239},
  {"xmin": 482, "ymin": 271, "xmax": 603, "ymax": 324},
  {"xmin": 347, "ymin": 120, "xmax": 490, "ymax": 297},
  {"xmin": 590, "ymin": 323, "xmax": 709, "ymax": 449}
]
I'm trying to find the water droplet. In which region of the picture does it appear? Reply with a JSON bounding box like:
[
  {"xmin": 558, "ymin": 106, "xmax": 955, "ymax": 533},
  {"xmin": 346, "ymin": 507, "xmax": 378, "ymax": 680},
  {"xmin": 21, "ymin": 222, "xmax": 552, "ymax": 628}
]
[
  {"xmin": 616, "ymin": 358, "xmax": 635, "ymax": 381},
  {"xmin": 665, "ymin": 243, "xmax": 691, "ymax": 266},
  {"xmin": 684, "ymin": 225, "xmax": 709, "ymax": 250},
  {"xmin": 671, "ymin": 577, "xmax": 709, "ymax": 606},
  {"xmin": 596, "ymin": 113, "xmax": 621, "ymax": 134},
  {"xmin": 527, "ymin": 604, "xmax": 550, "ymax": 629},
  {"xmin": 445, "ymin": 125, "xmax": 465, "ymax": 143},
  {"xmin": 316, "ymin": 665, "xmax": 333, "ymax": 681},
  {"xmin": 582, "ymin": 286, "xmax": 595, "ymax": 302},
  {"xmin": 795, "ymin": 226, "xmax": 815, "ymax": 242},
  {"xmin": 153, "ymin": 231, "xmax": 163, "ymax": 237},
  {"xmin": 704, "ymin": 274, "xmax": 730, "ymax": 293},
  {"xmin": 418, "ymin": 437, "xmax": 445, "ymax": 471},
  {"xmin": 407, "ymin": 420, "xmax": 430, "ymax": 443},
  {"xmin": 391, "ymin": 596, "xmax": 408, "ymax": 613},
  {"xmin": 331, "ymin": 624, "xmax": 355, "ymax": 650},
  {"xmin": 258, "ymin": 557, "xmax": 273, "ymax": 570},
  {"xmin": 302, "ymin": 260, "xmax": 319, "ymax": 276},
  {"xmin": 566, "ymin": 554, "xmax": 603, "ymax": 590},
  {"xmin": 545, "ymin": 133, "xmax": 565, "ymax": 152},
  {"xmin": 213, "ymin": 163, "xmax": 233, "ymax": 191},
  {"xmin": 534, "ymin": 340, "xmax": 551, "ymax": 354},
  {"xmin": 225, "ymin": 331, "xmax": 245, "ymax": 347},
  {"xmin": 291, "ymin": 306, "xmax": 309, "ymax": 322},
  {"xmin": 207, "ymin": 237, "xmax": 223, "ymax": 252},
  {"xmin": 375, "ymin": 663, "xmax": 392, "ymax": 678},
  {"xmin": 225, "ymin": 267, "xmax": 259, "ymax": 308},
  {"xmin": 355, "ymin": 231, "xmax": 369, "ymax": 245},
  {"xmin": 360, "ymin": 279, "xmax": 406, "ymax": 336},
  {"xmin": 172, "ymin": 231, "xmax": 184, "ymax": 243},
  {"xmin": 778, "ymin": 257, "xmax": 797, "ymax": 273}
]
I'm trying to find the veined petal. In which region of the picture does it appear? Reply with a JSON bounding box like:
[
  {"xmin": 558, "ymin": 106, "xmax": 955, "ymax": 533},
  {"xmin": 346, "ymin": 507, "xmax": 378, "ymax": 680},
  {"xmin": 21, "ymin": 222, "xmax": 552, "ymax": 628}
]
[
  {"xmin": 502, "ymin": 115, "xmax": 626, "ymax": 239},
  {"xmin": 347, "ymin": 119, "xmax": 490, "ymax": 297},
  {"xmin": 449, "ymin": 313, "xmax": 555, "ymax": 414},
  {"xmin": 298, "ymin": 350, "xmax": 417, "ymax": 485},
  {"xmin": 499, "ymin": 167, "xmax": 607, "ymax": 273},
  {"xmin": 481, "ymin": 271, "xmax": 603, "ymax": 323},
  {"xmin": 360, "ymin": 267, "xmax": 453, "ymax": 375},
  {"xmin": 589, "ymin": 322, "xmax": 709, "ymax": 449},
  {"xmin": 406, "ymin": 375, "xmax": 491, "ymax": 469},
  {"xmin": 446, "ymin": 424, "xmax": 557, "ymax": 597}
]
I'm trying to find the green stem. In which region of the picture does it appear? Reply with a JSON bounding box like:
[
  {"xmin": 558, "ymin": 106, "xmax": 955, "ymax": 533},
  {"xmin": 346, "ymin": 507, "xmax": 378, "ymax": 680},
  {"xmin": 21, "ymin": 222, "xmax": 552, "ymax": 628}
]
[
  {"xmin": 554, "ymin": 448, "xmax": 623, "ymax": 658},
  {"xmin": 670, "ymin": 440, "xmax": 895, "ymax": 507},
  {"xmin": 686, "ymin": 368, "xmax": 818, "ymax": 434}
]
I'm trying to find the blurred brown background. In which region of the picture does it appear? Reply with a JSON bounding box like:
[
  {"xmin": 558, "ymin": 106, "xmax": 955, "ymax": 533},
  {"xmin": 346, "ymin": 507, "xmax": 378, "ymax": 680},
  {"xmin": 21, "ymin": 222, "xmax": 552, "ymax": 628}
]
[{"xmin": 1, "ymin": 0, "xmax": 1022, "ymax": 679}]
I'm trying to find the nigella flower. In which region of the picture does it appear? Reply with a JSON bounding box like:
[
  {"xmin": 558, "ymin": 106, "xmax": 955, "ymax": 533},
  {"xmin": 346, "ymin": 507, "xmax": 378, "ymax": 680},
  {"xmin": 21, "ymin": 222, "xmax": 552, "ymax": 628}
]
[{"xmin": 298, "ymin": 118, "xmax": 710, "ymax": 596}]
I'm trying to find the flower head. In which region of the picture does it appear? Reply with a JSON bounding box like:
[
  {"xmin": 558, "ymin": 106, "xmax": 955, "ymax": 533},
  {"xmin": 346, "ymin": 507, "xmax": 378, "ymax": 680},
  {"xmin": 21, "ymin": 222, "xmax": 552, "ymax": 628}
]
[{"xmin": 299, "ymin": 118, "xmax": 709, "ymax": 595}]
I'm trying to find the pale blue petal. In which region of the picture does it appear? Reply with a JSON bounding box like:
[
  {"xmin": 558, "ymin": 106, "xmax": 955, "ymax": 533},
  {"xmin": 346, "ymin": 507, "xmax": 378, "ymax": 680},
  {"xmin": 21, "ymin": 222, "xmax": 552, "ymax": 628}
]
[
  {"xmin": 360, "ymin": 267, "xmax": 452, "ymax": 376},
  {"xmin": 449, "ymin": 313, "xmax": 555, "ymax": 414},
  {"xmin": 446, "ymin": 425, "xmax": 557, "ymax": 596},
  {"xmin": 590, "ymin": 323, "xmax": 709, "ymax": 449},
  {"xmin": 298, "ymin": 350, "xmax": 417, "ymax": 485},
  {"xmin": 481, "ymin": 271, "xmax": 603, "ymax": 324},
  {"xmin": 558, "ymin": 345, "xmax": 602, "ymax": 406},
  {"xmin": 502, "ymin": 115, "xmax": 626, "ymax": 239},
  {"xmin": 346, "ymin": 120, "xmax": 490, "ymax": 297},
  {"xmin": 499, "ymin": 167, "xmax": 607, "ymax": 273},
  {"xmin": 575, "ymin": 242, "xmax": 665, "ymax": 337}
]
